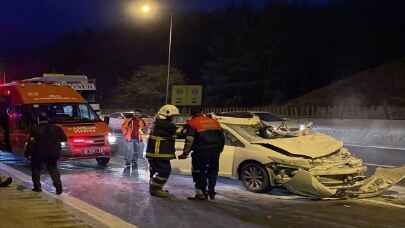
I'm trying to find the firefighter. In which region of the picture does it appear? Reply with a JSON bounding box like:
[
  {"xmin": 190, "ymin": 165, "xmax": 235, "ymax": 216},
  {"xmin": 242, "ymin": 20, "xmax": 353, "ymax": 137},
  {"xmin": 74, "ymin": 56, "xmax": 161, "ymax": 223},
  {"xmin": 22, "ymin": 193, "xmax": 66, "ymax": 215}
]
[
  {"xmin": 178, "ymin": 108, "xmax": 225, "ymax": 200},
  {"xmin": 121, "ymin": 113, "xmax": 146, "ymax": 167},
  {"xmin": 146, "ymin": 104, "xmax": 179, "ymax": 198},
  {"xmin": 25, "ymin": 112, "xmax": 66, "ymax": 194}
]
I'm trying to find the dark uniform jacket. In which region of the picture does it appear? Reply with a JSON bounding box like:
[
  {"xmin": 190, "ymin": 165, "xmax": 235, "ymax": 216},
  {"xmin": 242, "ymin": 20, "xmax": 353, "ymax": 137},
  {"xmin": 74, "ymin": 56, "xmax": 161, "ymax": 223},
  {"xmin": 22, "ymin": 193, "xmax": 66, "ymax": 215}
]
[
  {"xmin": 184, "ymin": 115, "xmax": 225, "ymax": 154},
  {"xmin": 26, "ymin": 123, "xmax": 67, "ymax": 161},
  {"xmin": 146, "ymin": 119, "xmax": 177, "ymax": 160}
]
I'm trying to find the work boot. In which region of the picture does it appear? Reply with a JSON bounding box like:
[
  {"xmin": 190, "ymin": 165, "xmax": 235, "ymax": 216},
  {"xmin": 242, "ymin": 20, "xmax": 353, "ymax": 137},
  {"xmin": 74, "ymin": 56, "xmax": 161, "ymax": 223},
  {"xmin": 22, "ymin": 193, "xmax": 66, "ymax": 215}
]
[
  {"xmin": 208, "ymin": 191, "xmax": 216, "ymax": 200},
  {"xmin": 187, "ymin": 189, "xmax": 207, "ymax": 201},
  {"xmin": 0, "ymin": 177, "xmax": 12, "ymax": 187},
  {"xmin": 32, "ymin": 188, "xmax": 42, "ymax": 193},
  {"xmin": 150, "ymin": 185, "xmax": 170, "ymax": 198}
]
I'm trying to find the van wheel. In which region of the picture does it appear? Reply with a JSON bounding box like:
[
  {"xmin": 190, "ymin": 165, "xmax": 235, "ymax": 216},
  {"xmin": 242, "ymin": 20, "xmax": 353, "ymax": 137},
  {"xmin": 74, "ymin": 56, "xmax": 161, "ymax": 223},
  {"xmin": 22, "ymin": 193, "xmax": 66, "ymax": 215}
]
[
  {"xmin": 96, "ymin": 157, "xmax": 110, "ymax": 167},
  {"xmin": 240, "ymin": 162, "xmax": 270, "ymax": 193}
]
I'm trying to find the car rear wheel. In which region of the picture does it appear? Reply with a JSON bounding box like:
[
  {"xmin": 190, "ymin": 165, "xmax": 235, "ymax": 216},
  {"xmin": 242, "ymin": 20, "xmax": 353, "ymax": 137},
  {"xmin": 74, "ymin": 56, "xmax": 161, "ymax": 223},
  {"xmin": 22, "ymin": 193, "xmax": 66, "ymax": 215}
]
[
  {"xmin": 96, "ymin": 157, "xmax": 110, "ymax": 167},
  {"xmin": 240, "ymin": 162, "xmax": 270, "ymax": 193}
]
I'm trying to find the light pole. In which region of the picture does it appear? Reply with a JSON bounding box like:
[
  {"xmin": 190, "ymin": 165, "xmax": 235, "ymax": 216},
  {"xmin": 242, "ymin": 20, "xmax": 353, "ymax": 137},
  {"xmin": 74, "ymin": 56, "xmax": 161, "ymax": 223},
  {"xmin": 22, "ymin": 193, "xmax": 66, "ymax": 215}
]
[
  {"xmin": 136, "ymin": 1, "xmax": 173, "ymax": 104},
  {"xmin": 166, "ymin": 15, "xmax": 173, "ymax": 104}
]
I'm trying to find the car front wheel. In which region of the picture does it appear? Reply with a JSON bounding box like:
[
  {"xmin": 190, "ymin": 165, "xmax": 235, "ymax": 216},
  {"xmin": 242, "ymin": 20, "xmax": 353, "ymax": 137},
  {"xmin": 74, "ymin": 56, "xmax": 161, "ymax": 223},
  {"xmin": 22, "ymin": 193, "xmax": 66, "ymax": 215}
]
[
  {"xmin": 96, "ymin": 157, "xmax": 110, "ymax": 167},
  {"xmin": 240, "ymin": 162, "xmax": 270, "ymax": 193}
]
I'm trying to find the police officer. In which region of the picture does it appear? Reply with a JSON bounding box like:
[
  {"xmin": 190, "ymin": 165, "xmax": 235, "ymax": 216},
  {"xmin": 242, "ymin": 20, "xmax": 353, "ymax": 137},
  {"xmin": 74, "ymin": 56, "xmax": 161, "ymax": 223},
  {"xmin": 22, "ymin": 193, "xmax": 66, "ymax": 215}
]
[
  {"xmin": 178, "ymin": 108, "xmax": 225, "ymax": 200},
  {"xmin": 25, "ymin": 112, "xmax": 66, "ymax": 194},
  {"xmin": 146, "ymin": 105, "xmax": 179, "ymax": 198}
]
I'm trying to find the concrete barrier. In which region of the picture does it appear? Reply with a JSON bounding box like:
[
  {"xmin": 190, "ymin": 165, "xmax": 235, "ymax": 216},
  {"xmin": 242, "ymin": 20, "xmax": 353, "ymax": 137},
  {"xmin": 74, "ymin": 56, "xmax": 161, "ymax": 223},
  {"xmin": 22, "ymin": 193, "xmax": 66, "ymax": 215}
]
[{"xmin": 311, "ymin": 119, "xmax": 405, "ymax": 149}]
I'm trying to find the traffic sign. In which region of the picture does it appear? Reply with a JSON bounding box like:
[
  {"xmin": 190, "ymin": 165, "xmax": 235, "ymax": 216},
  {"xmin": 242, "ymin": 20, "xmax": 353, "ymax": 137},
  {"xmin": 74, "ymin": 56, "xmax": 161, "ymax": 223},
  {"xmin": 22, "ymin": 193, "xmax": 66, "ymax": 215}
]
[{"xmin": 171, "ymin": 85, "xmax": 203, "ymax": 106}]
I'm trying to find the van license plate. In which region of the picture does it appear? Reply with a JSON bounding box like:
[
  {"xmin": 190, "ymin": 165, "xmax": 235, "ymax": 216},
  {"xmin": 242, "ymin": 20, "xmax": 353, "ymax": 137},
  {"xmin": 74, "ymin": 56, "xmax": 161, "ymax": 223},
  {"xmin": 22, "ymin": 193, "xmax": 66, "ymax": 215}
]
[{"xmin": 83, "ymin": 148, "xmax": 103, "ymax": 155}]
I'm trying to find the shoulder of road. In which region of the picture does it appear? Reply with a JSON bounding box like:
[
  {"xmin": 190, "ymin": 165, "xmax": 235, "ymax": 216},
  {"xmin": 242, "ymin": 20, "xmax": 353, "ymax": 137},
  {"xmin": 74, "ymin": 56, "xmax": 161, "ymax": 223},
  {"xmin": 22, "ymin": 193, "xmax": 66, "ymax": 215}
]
[{"xmin": 0, "ymin": 163, "xmax": 136, "ymax": 228}]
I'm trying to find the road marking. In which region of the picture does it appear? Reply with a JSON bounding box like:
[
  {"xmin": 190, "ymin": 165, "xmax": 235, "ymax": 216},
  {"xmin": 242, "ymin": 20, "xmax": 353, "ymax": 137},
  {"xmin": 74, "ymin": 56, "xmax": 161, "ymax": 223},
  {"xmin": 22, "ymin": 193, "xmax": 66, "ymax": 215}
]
[
  {"xmin": 346, "ymin": 144, "xmax": 405, "ymax": 151},
  {"xmin": 0, "ymin": 163, "xmax": 137, "ymax": 228},
  {"xmin": 364, "ymin": 163, "xmax": 397, "ymax": 168},
  {"xmin": 359, "ymin": 198, "xmax": 405, "ymax": 209}
]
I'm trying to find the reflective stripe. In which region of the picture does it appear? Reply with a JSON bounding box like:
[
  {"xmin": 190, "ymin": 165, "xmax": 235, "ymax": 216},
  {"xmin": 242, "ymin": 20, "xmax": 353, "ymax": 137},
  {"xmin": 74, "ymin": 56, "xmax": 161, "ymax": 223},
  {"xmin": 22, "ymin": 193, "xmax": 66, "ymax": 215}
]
[
  {"xmin": 150, "ymin": 135, "xmax": 172, "ymax": 140},
  {"xmin": 150, "ymin": 181, "xmax": 164, "ymax": 187},
  {"xmin": 155, "ymin": 138, "xmax": 161, "ymax": 154},
  {"xmin": 155, "ymin": 176, "xmax": 167, "ymax": 181},
  {"xmin": 146, "ymin": 153, "xmax": 175, "ymax": 158}
]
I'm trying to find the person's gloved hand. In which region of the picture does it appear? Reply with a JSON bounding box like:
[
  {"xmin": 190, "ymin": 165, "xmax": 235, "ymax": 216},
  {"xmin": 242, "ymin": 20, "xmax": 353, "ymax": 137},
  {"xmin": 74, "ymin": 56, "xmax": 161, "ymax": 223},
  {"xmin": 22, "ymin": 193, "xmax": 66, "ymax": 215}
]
[{"xmin": 178, "ymin": 154, "xmax": 188, "ymax": 160}]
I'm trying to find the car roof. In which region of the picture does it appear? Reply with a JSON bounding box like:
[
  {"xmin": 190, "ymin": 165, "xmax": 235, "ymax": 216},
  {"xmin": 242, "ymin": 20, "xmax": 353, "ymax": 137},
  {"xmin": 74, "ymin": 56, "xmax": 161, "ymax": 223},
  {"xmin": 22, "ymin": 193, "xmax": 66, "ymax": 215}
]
[{"xmin": 212, "ymin": 113, "xmax": 261, "ymax": 126}]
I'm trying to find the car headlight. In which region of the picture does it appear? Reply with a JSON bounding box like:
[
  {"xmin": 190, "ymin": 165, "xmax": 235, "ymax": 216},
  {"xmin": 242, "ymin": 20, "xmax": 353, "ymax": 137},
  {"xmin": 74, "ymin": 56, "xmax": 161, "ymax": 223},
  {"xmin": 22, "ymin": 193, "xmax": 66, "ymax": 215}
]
[
  {"xmin": 108, "ymin": 133, "xmax": 117, "ymax": 144},
  {"xmin": 299, "ymin": 124, "xmax": 306, "ymax": 131},
  {"xmin": 60, "ymin": 142, "xmax": 67, "ymax": 148}
]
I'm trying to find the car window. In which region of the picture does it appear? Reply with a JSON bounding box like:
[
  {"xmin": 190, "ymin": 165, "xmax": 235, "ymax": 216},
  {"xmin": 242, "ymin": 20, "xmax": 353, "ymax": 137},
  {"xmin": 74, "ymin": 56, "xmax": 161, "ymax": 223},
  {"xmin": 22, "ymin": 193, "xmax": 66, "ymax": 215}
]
[
  {"xmin": 123, "ymin": 113, "xmax": 134, "ymax": 118},
  {"xmin": 110, "ymin": 113, "xmax": 121, "ymax": 118},
  {"xmin": 224, "ymin": 130, "xmax": 244, "ymax": 147},
  {"xmin": 254, "ymin": 113, "xmax": 283, "ymax": 122}
]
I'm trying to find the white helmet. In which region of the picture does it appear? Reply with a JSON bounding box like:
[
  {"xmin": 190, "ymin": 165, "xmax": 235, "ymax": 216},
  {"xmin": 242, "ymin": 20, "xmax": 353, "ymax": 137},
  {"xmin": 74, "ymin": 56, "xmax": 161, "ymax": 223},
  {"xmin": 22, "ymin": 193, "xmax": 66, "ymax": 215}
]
[{"xmin": 157, "ymin": 104, "xmax": 180, "ymax": 119}]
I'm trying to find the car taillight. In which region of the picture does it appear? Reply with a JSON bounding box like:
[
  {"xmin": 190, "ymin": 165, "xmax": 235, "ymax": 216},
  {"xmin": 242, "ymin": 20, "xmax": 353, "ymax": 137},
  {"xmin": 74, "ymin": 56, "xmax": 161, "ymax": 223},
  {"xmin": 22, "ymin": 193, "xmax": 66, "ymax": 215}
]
[{"xmin": 72, "ymin": 139, "xmax": 86, "ymax": 143}]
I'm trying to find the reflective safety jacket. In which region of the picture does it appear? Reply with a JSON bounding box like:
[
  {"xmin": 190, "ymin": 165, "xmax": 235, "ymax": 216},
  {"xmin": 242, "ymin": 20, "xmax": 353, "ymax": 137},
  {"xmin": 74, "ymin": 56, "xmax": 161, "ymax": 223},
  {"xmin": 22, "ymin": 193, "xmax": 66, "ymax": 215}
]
[
  {"xmin": 183, "ymin": 114, "xmax": 225, "ymax": 155},
  {"xmin": 146, "ymin": 119, "xmax": 177, "ymax": 160},
  {"xmin": 121, "ymin": 117, "xmax": 145, "ymax": 142}
]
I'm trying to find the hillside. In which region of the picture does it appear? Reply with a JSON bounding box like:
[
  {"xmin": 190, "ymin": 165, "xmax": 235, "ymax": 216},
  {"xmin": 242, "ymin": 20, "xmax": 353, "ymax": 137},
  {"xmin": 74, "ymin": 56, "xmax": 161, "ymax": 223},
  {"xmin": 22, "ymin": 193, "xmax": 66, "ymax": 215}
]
[{"xmin": 288, "ymin": 58, "xmax": 405, "ymax": 106}]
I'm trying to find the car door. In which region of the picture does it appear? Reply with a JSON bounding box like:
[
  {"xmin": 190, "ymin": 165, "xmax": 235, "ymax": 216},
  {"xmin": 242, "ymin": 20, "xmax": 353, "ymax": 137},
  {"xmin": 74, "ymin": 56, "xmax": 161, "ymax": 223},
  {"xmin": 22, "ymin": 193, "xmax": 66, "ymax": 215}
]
[
  {"xmin": 171, "ymin": 127, "xmax": 238, "ymax": 177},
  {"xmin": 218, "ymin": 130, "xmax": 242, "ymax": 177}
]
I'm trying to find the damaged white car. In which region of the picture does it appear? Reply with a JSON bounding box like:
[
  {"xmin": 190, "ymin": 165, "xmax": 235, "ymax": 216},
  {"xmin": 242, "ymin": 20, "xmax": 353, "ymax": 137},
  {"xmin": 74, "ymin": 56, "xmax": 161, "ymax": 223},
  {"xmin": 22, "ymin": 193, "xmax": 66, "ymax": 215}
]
[{"xmin": 171, "ymin": 113, "xmax": 405, "ymax": 199}]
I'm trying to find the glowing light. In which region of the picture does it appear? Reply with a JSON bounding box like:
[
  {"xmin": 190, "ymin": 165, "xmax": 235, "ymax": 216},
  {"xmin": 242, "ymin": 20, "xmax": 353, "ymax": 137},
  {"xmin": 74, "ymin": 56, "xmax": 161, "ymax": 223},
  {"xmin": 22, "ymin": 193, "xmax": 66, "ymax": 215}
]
[{"xmin": 141, "ymin": 4, "xmax": 151, "ymax": 13}]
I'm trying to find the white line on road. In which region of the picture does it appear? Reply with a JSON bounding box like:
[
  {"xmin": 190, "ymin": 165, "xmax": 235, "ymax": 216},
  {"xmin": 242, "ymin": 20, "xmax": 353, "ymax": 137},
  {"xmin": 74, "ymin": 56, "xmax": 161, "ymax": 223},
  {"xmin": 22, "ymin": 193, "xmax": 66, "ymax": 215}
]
[
  {"xmin": 0, "ymin": 163, "xmax": 137, "ymax": 228},
  {"xmin": 359, "ymin": 198, "xmax": 405, "ymax": 209},
  {"xmin": 345, "ymin": 144, "xmax": 405, "ymax": 151},
  {"xmin": 363, "ymin": 163, "xmax": 397, "ymax": 168}
]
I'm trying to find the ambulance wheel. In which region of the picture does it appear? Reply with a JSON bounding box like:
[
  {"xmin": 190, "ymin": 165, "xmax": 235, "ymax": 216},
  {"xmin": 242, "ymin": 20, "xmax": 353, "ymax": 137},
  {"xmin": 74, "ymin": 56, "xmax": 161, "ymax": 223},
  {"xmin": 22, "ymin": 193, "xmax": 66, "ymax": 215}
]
[{"xmin": 96, "ymin": 157, "xmax": 110, "ymax": 167}]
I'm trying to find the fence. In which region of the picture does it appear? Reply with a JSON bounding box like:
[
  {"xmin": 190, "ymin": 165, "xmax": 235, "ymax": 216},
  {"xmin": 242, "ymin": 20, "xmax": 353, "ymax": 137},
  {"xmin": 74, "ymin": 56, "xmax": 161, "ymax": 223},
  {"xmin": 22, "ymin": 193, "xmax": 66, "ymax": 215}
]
[{"xmin": 201, "ymin": 105, "xmax": 405, "ymax": 120}]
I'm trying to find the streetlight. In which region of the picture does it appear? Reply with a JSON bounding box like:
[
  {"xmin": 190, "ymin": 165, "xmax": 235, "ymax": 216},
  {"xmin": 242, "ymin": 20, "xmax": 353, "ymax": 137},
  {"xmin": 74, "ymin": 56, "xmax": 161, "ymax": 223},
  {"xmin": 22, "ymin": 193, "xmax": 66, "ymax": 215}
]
[{"xmin": 137, "ymin": 1, "xmax": 173, "ymax": 104}]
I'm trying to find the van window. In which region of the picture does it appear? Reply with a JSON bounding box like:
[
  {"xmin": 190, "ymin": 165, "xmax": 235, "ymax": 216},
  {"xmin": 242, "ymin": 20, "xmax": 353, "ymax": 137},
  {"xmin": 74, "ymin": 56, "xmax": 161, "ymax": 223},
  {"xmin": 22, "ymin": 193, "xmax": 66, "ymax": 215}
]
[{"xmin": 35, "ymin": 103, "xmax": 99, "ymax": 123}]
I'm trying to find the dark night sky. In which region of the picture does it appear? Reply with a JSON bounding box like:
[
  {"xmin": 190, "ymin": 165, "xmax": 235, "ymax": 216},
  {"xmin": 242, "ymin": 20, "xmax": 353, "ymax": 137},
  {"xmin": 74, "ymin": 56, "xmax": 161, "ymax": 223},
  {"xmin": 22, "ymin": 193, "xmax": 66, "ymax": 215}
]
[{"xmin": 0, "ymin": 0, "xmax": 331, "ymax": 50}]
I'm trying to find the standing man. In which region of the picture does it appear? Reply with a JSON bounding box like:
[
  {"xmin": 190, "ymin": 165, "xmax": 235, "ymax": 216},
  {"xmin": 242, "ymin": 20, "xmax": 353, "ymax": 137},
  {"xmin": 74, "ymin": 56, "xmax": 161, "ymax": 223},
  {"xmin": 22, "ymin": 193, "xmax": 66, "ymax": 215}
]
[
  {"xmin": 146, "ymin": 105, "xmax": 179, "ymax": 198},
  {"xmin": 178, "ymin": 108, "xmax": 225, "ymax": 200},
  {"xmin": 121, "ymin": 113, "xmax": 146, "ymax": 167},
  {"xmin": 25, "ymin": 112, "xmax": 66, "ymax": 194}
]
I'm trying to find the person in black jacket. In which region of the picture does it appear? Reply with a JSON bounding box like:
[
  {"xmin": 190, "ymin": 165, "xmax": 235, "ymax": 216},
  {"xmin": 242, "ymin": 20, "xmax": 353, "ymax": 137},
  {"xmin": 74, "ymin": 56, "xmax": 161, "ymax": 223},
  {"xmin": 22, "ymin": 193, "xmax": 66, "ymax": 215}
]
[
  {"xmin": 178, "ymin": 108, "xmax": 225, "ymax": 200},
  {"xmin": 146, "ymin": 105, "xmax": 179, "ymax": 198},
  {"xmin": 26, "ymin": 112, "xmax": 67, "ymax": 194}
]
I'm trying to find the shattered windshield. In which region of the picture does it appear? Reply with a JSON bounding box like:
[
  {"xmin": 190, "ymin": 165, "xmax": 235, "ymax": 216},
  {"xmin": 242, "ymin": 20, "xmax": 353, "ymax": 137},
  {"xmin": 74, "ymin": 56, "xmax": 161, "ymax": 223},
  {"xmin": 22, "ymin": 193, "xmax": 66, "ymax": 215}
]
[{"xmin": 225, "ymin": 124, "xmax": 264, "ymax": 142}]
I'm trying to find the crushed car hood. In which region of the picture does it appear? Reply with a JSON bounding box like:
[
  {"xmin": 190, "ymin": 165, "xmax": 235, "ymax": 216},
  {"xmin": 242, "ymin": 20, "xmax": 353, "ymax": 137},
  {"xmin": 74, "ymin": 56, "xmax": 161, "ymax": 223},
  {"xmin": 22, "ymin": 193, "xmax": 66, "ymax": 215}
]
[{"xmin": 252, "ymin": 133, "xmax": 343, "ymax": 158}]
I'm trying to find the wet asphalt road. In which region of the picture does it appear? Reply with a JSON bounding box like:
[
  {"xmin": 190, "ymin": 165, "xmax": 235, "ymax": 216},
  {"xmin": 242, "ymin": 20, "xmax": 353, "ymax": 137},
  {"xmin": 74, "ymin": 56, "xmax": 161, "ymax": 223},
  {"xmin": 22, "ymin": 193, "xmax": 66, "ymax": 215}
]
[{"xmin": 1, "ymin": 145, "xmax": 405, "ymax": 228}]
